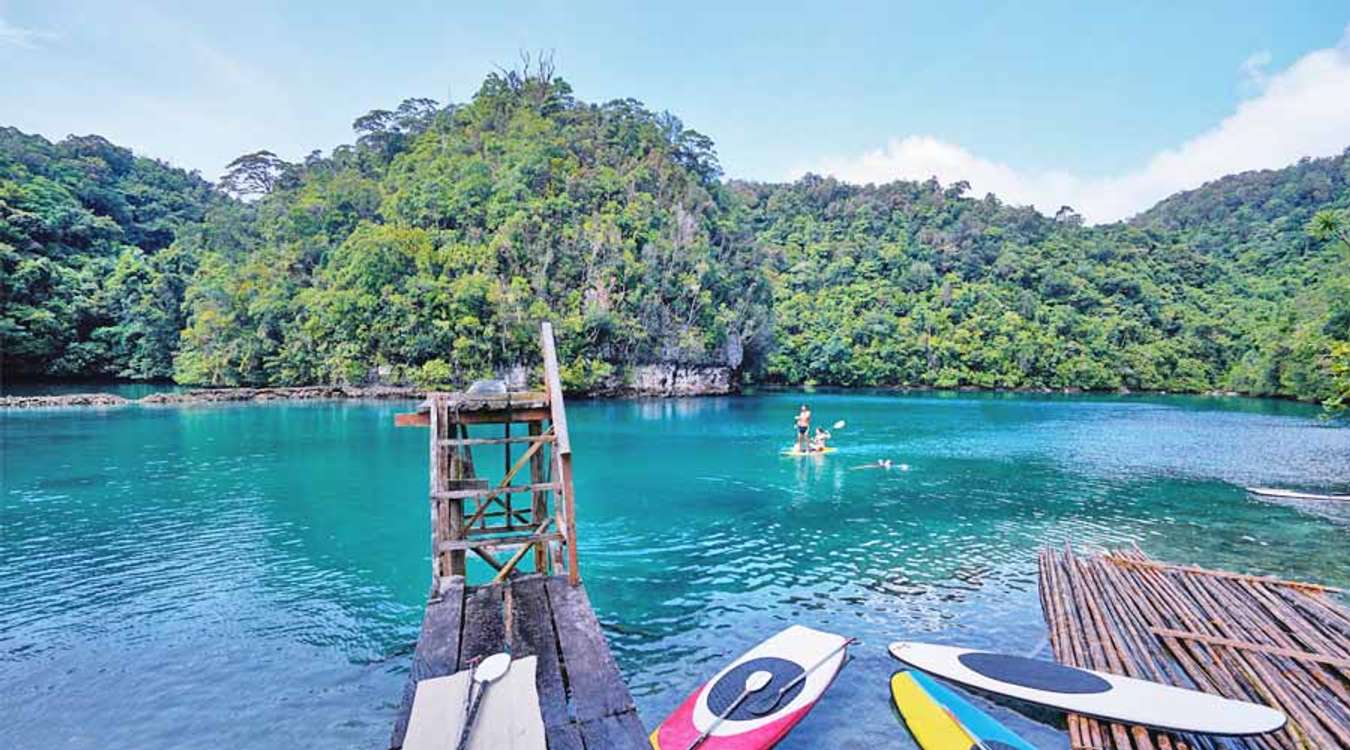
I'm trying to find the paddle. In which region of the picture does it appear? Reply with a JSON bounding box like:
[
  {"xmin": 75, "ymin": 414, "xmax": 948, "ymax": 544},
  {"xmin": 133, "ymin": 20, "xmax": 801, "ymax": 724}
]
[
  {"xmin": 455, "ymin": 652, "xmax": 511, "ymax": 750},
  {"xmin": 685, "ymin": 670, "xmax": 773, "ymax": 750},
  {"xmin": 832, "ymin": 420, "xmax": 846, "ymax": 429},
  {"xmin": 748, "ymin": 637, "xmax": 856, "ymax": 716}
]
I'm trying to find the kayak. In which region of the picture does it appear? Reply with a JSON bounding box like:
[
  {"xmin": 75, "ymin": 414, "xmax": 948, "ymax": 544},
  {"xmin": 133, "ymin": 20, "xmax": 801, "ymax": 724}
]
[
  {"xmin": 891, "ymin": 670, "xmax": 1036, "ymax": 750},
  {"xmin": 889, "ymin": 641, "xmax": 1286, "ymax": 736},
  {"xmin": 650, "ymin": 625, "xmax": 850, "ymax": 749},
  {"xmin": 1246, "ymin": 486, "xmax": 1350, "ymax": 502},
  {"xmin": 781, "ymin": 447, "xmax": 836, "ymax": 457}
]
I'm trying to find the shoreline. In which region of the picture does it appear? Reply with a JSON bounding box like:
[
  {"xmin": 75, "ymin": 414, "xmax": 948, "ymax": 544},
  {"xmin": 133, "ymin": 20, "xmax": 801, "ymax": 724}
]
[{"xmin": 0, "ymin": 380, "xmax": 1323, "ymax": 410}]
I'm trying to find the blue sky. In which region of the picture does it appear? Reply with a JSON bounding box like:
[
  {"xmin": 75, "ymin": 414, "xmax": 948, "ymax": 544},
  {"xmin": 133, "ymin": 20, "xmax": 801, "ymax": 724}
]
[{"xmin": 3, "ymin": 1, "xmax": 1348, "ymax": 221}]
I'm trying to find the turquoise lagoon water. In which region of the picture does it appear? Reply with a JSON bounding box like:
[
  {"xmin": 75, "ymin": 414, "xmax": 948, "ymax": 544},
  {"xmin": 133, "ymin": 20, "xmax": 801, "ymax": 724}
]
[{"xmin": 2, "ymin": 392, "xmax": 1347, "ymax": 749}]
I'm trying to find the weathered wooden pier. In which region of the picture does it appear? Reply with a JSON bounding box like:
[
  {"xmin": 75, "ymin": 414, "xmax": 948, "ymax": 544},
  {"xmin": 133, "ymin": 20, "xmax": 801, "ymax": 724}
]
[
  {"xmin": 1040, "ymin": 545, "xmax": 1350, "ymax": 750},
  {"xmin": 389, "ymin": 323, "xmax": 647, "ymax": 749}
]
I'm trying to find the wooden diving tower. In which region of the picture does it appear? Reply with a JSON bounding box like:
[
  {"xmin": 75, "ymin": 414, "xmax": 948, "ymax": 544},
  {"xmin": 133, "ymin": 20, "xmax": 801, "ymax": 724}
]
[{"xmin": 389, "ymin": 323, "xmax": 647, "ymax": 749}]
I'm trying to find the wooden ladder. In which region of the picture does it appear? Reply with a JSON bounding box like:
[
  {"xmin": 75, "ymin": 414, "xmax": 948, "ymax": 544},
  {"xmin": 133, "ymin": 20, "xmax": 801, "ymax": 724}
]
[{"xmin": 397, "ymin": 323, "xmax": 580, "ymax": 590}]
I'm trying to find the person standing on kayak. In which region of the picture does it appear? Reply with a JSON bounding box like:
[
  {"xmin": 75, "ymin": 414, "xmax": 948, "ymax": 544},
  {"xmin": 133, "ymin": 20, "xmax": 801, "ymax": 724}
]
[{"xmin": 795, "ymin": 404, "xmax": 811, "ymax": 452}]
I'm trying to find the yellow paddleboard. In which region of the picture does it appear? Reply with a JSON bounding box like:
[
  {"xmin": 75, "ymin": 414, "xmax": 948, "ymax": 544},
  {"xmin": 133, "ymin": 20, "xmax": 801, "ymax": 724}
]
[
  {"xmin": 781, "ymin": 447, "xmax": 836, "ymax": 457},
  {"xmin": 891, "ymin": 671, "xmax": 975, "ymax": 750}
]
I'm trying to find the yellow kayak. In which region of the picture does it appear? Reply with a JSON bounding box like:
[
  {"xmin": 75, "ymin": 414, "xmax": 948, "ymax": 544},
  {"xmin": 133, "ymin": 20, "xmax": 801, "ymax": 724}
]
[
  {"xmin": 890, "ymin": 672, "xmax": 974, "ymax": 750},
  {"xmin": 781, "ymin": 447, "xmax": 836, "ymax": 457}
]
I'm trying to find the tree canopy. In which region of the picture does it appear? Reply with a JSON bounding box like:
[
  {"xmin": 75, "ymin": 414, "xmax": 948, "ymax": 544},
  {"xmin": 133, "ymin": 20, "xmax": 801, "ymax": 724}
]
[{"xmin": 2, "ymin": 72, "xmax": 1347, "ymax": 410}]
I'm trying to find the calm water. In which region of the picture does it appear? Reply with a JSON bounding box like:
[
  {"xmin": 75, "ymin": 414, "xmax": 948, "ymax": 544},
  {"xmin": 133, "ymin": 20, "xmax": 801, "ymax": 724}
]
[{"xmin": 2, "ymin": 392, "xmax": 1347, "ymax": 749}]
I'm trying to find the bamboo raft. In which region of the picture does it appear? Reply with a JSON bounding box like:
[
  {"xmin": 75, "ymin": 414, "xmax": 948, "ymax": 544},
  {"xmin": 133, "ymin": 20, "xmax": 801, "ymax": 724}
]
[{"xmin": 1039, "ymin": 545, "xmax": 1350, "ymax": 750}]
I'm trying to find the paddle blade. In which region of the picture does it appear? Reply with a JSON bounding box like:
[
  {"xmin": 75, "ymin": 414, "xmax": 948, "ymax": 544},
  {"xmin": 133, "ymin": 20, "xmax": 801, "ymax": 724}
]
[
  {"xmin": 474, "ymin": 652, "xmax": 511, "ymax": 682},
  {"xmin": 833, "ymin": 420, "xmax": 846, "ymax": 429},
  {"xmin": 746, "ymin": 670, "xmax": 773, "ymax": 691}
]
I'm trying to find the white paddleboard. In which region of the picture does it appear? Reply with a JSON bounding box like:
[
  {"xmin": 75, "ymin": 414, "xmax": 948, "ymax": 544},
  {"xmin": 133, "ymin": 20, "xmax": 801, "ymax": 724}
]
[
  {"xmin": 1246, "ymin": 486, "xmax": 1350, "ymax": 502},
  {"xmin": 889, "ymin": 641, "xmax": 1286, "ymax": 737}
]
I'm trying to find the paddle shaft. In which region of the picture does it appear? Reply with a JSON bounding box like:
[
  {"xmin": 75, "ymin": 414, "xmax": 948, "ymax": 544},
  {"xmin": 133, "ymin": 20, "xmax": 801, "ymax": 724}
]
[
  {"xmin": 686, "ymin": 681, "xmax": 768, "ymax": 750},
  {"xmin": 749, "ymin": 638, "xmax": 856, "ymax": 716},
  {"xmin": 456, "ymin": 681, "xmax": 487, "ymax": 750}
]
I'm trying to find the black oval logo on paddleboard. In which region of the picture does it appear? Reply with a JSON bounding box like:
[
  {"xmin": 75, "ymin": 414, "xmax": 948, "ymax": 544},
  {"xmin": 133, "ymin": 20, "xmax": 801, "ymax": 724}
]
[
  {"xmin": 707, "ymin": 657, "xmax": 805, "ymax": 720},
  {"xmin": 958, "ymin": 652, "xmax": 1111, "ymax": 694}
]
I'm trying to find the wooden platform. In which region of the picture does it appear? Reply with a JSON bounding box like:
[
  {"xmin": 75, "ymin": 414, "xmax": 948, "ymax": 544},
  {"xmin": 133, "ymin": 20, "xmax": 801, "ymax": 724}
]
[
  {"xmin": 1039, "ymin": 545, "xmax": 1350, "ymax": 750},
  {"xmin": 390, "ymin": 574, "xmax": 647, "ymax": 750}
]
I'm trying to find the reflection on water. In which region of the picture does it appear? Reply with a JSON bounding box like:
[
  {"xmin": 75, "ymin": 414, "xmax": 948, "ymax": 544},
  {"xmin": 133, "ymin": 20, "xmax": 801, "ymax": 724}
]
[{"xmin": 2, "ymin": 392, "xmax": 1347, "ymax": 750}]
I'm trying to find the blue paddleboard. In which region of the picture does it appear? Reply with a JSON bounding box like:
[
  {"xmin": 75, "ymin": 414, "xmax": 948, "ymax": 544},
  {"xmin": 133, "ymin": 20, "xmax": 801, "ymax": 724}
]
[{"xmin": 910, "ymin": 671, "xmax": 1037, "ymax": 750}]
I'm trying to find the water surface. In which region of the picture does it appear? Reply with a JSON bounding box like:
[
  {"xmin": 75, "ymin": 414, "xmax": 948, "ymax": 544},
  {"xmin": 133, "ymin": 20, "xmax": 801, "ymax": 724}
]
[{"xmin": 2, "ymin": 392, "xmax": 1346, "ymax": 749}]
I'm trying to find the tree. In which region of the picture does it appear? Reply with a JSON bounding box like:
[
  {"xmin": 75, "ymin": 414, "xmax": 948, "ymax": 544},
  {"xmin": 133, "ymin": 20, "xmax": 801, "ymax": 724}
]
[{"xmin": 218, "ymin": 150, "xmax": 293, "ymax": 199}]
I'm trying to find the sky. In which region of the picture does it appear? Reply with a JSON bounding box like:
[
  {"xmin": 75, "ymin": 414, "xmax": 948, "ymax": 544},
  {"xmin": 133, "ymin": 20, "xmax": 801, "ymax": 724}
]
[{"xmin": 2, "ymin": 1, "xmax": 1348, "ymax": 223}]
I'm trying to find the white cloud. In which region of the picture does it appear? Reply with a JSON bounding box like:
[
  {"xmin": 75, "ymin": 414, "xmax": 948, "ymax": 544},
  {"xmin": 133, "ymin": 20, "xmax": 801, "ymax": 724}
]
[
  {"xmin": 0, "ymin": 17, "xmax": 54, "ymax": 48},
  {"xmin": 802, "ymin": 27, "xmax": 1350, "ymax": 224}
]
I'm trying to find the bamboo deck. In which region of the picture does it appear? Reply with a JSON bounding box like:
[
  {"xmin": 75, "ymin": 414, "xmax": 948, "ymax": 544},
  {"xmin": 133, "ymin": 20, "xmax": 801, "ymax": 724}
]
[
  {"xmin": 1039, "ymin": 545, "xmax": 1350, "ymax": 750},
  {"xmin": 389, "ymin": 574, "xmax": 647, "ymax": 749}
]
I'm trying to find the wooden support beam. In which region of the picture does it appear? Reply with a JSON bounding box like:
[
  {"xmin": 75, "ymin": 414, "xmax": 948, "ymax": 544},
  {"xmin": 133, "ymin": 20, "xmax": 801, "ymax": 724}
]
[
  {"xmin": 472, "ymin": 546, "xmax": 506, "ymax": 571},
  {"xmin": 438, "ymin": 532, "xmax": 565, "ymax": 552},
  {"xmin": 1106, "ymin": 554, "xmax": 1342, "ymax": 594},
  {"xmin": 529, "ymin": 421, "xmax": 547, "ymax": 574},
  {"xmin": 540, "ymin": 323, "xmax": 571, "ymax": 456},
  {"xmin": 437, "ymin": 434, "xmax": 555, "ymax": 447},
  {"xmin": 395, "ymin": 411, "xmax": 430, "ymax": 427},
  {"xmin": 455, "ymin": 408, "xmax": 551, "ymax": 425},
  {"xmin": 491, "ymin": 518, "xmax": 556, "ymax": 583},
  {"xmin": 1149, "ymin": 627, "xmax": 1350, "ymax": 669},
  {"xmin": 433, "ymin": 481, "xmax": 560, "ymax": 500}
]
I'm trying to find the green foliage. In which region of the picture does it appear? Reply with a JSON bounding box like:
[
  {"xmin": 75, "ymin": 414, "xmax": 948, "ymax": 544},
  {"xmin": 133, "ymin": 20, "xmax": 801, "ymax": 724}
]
[
  {"xmin": 0, "ymin": 127, "xmax": 215, "ymax": 379},
  {"xmin": 2, "ymin": 76, "xmax": 1347, "ymax": 411},
  {"xmin": 167, "ymin": 69, "xmax": 768, "ymax": 388}
]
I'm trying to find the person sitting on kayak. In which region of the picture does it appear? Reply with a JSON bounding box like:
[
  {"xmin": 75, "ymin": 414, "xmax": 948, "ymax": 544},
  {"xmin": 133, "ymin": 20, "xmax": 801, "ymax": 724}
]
[
  {"xmin": 810, "ymin": 427, "xmax": 831, "ymax": 452},
  {"xmin": 795, "ymin": 404, "xmax": 811, "ymax": 452}
]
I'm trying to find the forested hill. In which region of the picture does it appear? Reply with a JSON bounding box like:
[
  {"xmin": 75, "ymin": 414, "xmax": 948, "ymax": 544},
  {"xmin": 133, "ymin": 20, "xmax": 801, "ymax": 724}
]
[
  {"xmin": 1, "ymin": 69, "xmax": 1347, "ymax": 408},
  {"xmin": 1, "ymin": 127, "xmax": 218, "ymax": 378}
]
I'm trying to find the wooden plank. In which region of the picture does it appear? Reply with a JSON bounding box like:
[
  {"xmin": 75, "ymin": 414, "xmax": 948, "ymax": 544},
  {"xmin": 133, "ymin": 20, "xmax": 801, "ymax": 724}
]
[
  {"xmin": 459, "ymin": 584, "xmax": 507, "ymax": 666},
  {"xmin": 395, "ymin": 411, "xmax": 430, "ymax": 427},
  {"xmin": 540, "ymin": 322, "xmax": 571, "ymax": 455},
  {"xmin": 1106, "ymin": 555, "xmax": 1342, "ymax": 594},
  {"xmin": 433, "ymin": 482, "xmax": 561, "ymax": 500},
  {"xmin": 529, "ymin": 421, "xmax": 548, "ymax": 574},
  {"xmin": 438, "ymin": 434, "xmax": 556, "ymax": 447},
  {"xmin": 544, "ymin": 577, "xmax": 635, "ymax": 722},
  {"xmin": 445, "ymin": 478, "xmax": 489, "ymax": 491},
  {"xmin": 1150, "ymin": 629, "xmax": 1350, "ymax": 668},
  {"xmin": 505, "ymin": 576, "xmax": 571, "ymax": 730},
  {"xmin": 439, "ymin": 532, "xmax": 565, "ymax": 552},
  {"xmin": 454, "ymin": 408, "xmax": 552, "ymax": 425},
  {"xmin": 545, "ymin": 724, "xmax": 585, "ymax": 750},
  {"xmin": 559, "ymin": 453, "xmax": 579, "ymax": 585},
  {"xmin": 390, "ymin": 579, "xmax": 465, "ymax": 749},
  {"xmin": 578, "ymin": 711, "xmax": 648, "ymax": 750},
  {"xmin": 445, "ymin": 390, "xmax": 548, "ymax": 407}
]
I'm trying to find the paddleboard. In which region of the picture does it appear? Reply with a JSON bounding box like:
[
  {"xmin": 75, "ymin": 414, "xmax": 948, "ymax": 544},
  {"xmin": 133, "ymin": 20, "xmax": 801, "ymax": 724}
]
[
  {"xmin": 892, "ymin": 670, "xmax": 1037, "ymax": 750},
  {"xmin": 891, "ymin": 671, "xmax": 974, "ymax": 750},
  {"xmin": 889, "ymin": 641, "xmax": 1286, "ymax": 736},
  {"xmin": 781, "ymin": 447, "xmax": 836, "ymax": 457},
  {"xmin": 650, "ymin": 625, "xmax": 849, "ymax": 749},
  {"xmin": 1246, "ymin": 486, "xmax": 1350, "ymax": 502}
]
